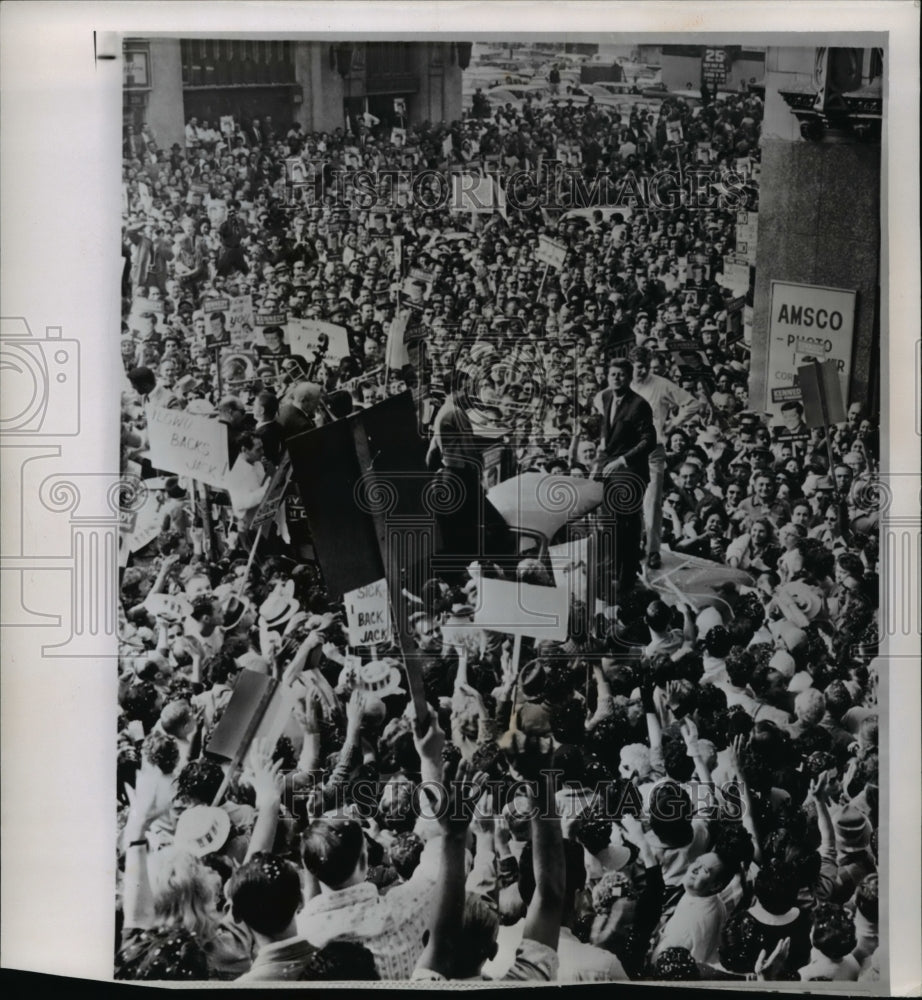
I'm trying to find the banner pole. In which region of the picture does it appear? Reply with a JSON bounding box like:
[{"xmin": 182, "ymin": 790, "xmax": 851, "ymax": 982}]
[
  {"xmin": 242, "ymin": 523, "xmax": 265, "ymax": 582},
  {"xmin": 813, "ymin": 359, "xmax": 837, "ymax": 476}
]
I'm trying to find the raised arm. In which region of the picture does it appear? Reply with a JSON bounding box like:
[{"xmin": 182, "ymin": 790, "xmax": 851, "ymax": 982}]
[
  {"xmin": 121, "ymin": 762, "xmax": 173, "ymax": 932},
  {"xmin": 520, "ymin": 769, "xmax": 565, "ymax": 951},
  {"xmin": 726, "ymin": 734, "xmax": 762, "ymax": 864},
  {"xmin": 243, "ymin": 737, "xmax": 285, "ymax": 862},
  {"xmin": 413, "ymin": 765, "xmax": 486, "ymax": 979}
]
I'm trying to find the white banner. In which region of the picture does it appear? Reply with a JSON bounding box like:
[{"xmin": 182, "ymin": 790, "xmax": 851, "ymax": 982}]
[
  {"xmin": 474, "ymin": 577, "xmax": 570, "ymax": 640},
  {"xmin": 145, "ymin": 405, "xmax": 230, "ymax": 488},
  {"xmin": 765, "ymin": 280, "xmax": 857, "ymax": 424},
  {"xmin": 285, "ymin": 318, "xmax": 351, "ymax": 361},
  {"xmin": 126, "ymin": 493, "xmax": 163, "ymax": 554},
  {"xmin": 344, "ymin": 578, "xmax": 392, "ymax": 646},
  {"xmin": 227, "ymin": 294, "xmax": 255, "ymax": 347},
  {"xmin": 548, "ymin": 536, "xmax": 591, "ymax": 607},
  {"xmin": 536, "ymin": 234, "xmax": 568, "ymax": 270}
]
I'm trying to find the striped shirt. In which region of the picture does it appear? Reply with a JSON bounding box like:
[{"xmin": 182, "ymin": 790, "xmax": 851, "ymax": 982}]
[{"xmin": 296, "ymin": 839, "xmax": 440, "ymax": 980}]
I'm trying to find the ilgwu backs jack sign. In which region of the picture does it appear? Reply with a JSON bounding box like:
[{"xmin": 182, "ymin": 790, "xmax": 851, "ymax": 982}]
[{"xmin": 145, "ymin": 405, "xmax": 230, "ymax": 489}]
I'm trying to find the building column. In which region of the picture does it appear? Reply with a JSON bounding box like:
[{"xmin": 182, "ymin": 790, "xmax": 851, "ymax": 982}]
[
  {"xmin": 750, "ymin": 47, "xmax": 880, "ymax": 421},
  {"xmin": 146, "ymin": 39, "xmax": 186, "ymax": 150}
]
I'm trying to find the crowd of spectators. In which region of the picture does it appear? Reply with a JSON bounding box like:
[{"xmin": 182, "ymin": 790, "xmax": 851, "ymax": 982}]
[{"xmin": 116, "ymin": 84, "xmax": 882, "ymax": 982}]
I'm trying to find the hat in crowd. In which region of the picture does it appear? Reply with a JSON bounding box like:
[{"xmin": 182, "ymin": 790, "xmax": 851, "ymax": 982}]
[
  {"xmin": 814, "ymin": 476, "xmax": 835, "ymax": 492},
  {"xmin": 173, "ymin": 805, "xmax": 231, "ymax": 858},
  {"xmin": 770, "ymin": 649, "xmax": 797, "ymax": 679},
  {"xmin": 833, "ymin": 804, "xmax": 873, "ymax": 854},
  {"xmin": 519, "ymin": 659, "xmax": 547, "ymax": 698},
  {"xmin": 768, "ymin": 619, "xmax": 808, "ymax": 654},
  {"xmin": 773, "ymin": 581, "xmax": 824, "ymax": 628},
  {"xmin": 356, "ymin": 658, "xmax": 404, "ymax": 699},
  {"xmin": 258, "ymin": 581, "xmax": 300, "ymax": 631},
  {"xmin": 695, "ymin": 606, "xmax": 724, "ymax": 639}
]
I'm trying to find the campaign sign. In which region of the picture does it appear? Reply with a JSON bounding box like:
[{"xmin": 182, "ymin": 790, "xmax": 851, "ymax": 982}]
[
  {"xmin": 536, "ymin": 234, "xmax": 568, "ymax": 270},
  {"xmin": 250, "ymin": 456, "xmax": 292, "ymax": 530},
  {"xmin": 127, "ymin": 492, "xmax": 164, "ymax": 554},
  {"xmin": 665, "ymin": 121, "xmax": 684, "ymax": 145},
  {"xmin": 146, "ymin": 405, "xmax": 230, "ymax": 489},
  {"xmin": 286, "ymin": 158, "xmax": 307, "ymax": 184},
  {"xmin": 474, "ymin": 576, "xmax": 570, "ymax": 641},
  {"xmin": 286, "ymin": 318, "xmax": 350, "ymax": 362},
  {"xmin": 218, "ymin": 349, "xmax": 259, "ymax": 395},
  {"xmin": 344, "ymin": 578, "xmax": 392, "ymax": 647},
  {"xmin": 548, "ymin": 536, "xmax": 591, "ymax": 607},
  {"xmin": 765, "ymin": 281, "xmax": 856, "ymax": 423},
  {"xmin": 227, "ymin": 294, "xmax": 255, "ymax": 348},
  {"xmin": 203, "ymin": 298, "xmax": 231, "ymax": 348}
]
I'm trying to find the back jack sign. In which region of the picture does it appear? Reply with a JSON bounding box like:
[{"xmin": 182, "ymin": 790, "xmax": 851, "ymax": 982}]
[
  {"xmin": 344, "ymin": 578, "xmax": 392, "ymax": 647},
  {"xmin": 765, "ymin": 281, "xmax": 856, "ymax": 422}
]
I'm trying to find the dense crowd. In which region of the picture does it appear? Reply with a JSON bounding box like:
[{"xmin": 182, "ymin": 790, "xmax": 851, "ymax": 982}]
[{"xmin": 116, "ymin": 85, "xmax": 881, "ymax": 982}]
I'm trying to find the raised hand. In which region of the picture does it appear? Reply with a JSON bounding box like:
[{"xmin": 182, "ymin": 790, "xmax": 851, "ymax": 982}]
[
  {"xmin": 499, "ymin": 640, "xmax": 517, "ymax": 694},
  {"xmin": 345, "ymin": 688, "xmax": 367, "ymax": 732},
  {"xmin": 294, "ymin": 690, "xmax": 323, "ymax": 736},
  {"xmin": 619, "ymin": 812, "xmax": 645, "ymax": 846},
  {"xmin": 679, "ymin": 716, "xmax": 700, "ymax": 755},
  {"xmin": 726, "ymin": 733, "xmax": 747, "ymax": 778},
  {"xmin": 755, "ymin": 937, "xmax": 790, "ymax": 980},
  {"xmin": 412, "ymin": 704, "xmax": 447, "ymax": 766},
  {"xmin": 246, "ymin": 736, "xmax": 284, "ymax": 808},
  {"xmin": 422, "ymin": 761, "xmax": 489, "ymax": 837},
  {"xmin": 808, "ymin": 771, "xmax": 830, "ymax": 804},
  {"xmin": 471, "ymin": 787, "xmax": 495, "ymax": 837}
]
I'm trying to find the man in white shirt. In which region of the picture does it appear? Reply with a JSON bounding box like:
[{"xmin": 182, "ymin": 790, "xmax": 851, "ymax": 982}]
[
  {"xmin": 226, "ymin": 432, "xmax": 270, "ymax": 524},
  {"xmin": 629, "ymin": 346, "xmax": 704, "ymax": 569}
]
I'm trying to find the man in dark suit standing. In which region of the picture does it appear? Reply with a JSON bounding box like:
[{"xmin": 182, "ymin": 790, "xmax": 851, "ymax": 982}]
[
  {"xmin": 217, "ymin": 200, "xmax": 249, "ymax": 277},
  {"xmin": 253, "ymin": 391, "xmax": 285, "ymax": 464},
  {"xmin": 593, "ymin": 358, "xmax": 656, "ymax": 597},
  {"xmin": 278, "ymin": 382, "xmax": 323, "ymax": 444}
]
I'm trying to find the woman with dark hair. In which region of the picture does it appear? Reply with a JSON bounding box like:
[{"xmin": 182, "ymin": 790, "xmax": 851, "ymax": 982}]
[
  {"xmin": 665, "ymin": 428, "xmax": 691, "ymax": 474},
  {"xmin": 643, "ymin": 782, "xmax": 711, "ymax": 893}
]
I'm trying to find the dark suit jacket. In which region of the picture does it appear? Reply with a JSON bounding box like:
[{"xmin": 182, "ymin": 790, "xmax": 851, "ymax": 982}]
[
  {"xmin": 597, "ymin": 386, "xmax": 656, "ymax": 483},
  {"xmin": 255, "ymin": 419, "xmax": 285, "ymax": 464},
  {"xmin": 277, "ymin": 403, "xmax": 315, "ymax": 442}
]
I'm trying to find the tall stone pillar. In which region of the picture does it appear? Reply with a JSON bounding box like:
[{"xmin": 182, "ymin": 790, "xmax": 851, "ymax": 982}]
[
  {"xmin": 750, "ymin": 47, "xmax": 881, "ymax": 420},
  {"xmin": 146, "ymin": 38, "xmax": 186, "ymax": 150}
]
